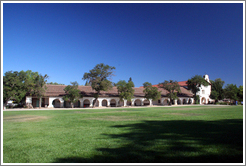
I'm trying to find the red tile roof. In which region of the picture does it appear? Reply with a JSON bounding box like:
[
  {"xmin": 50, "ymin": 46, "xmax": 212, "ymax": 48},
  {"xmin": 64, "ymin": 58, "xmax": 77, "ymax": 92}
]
[{"xmin": 42, "ymin": 84, "xmax": 193, "ymax": 98}]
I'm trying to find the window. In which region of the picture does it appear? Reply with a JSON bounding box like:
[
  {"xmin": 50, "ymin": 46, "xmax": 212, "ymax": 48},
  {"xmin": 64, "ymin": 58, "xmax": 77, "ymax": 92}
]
[{"xmin": 158, "ymin": 100, "xmax": 160, "ymax": 103}]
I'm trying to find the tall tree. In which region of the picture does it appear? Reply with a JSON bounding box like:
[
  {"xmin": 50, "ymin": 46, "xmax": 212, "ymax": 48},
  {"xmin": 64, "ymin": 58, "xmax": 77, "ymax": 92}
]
[
  {"xmin": 85, "ymin": 81, "xmax": 90, "ymax": 86},
  {"xmin": 82, "ymin": 63, "xmax": 115, "ymax": 107},
  {"xmin": 116, "ymin": 80, "xmax": 135, "ymax": 105},
  {"xmin": 3, "ymin": 71, "xmax": 27, "ymax": 108},
  {"xmin": 209, "ymin": 78, "xmax": 225, "ymax": 103},
  {"xmin": 62, "ymin": 81, "xmax": 81, "ymax": 108},
  {"xmin": 21, "ymin": 70, "xmax": 39, "ymax": 94},
  {"xmin": 237, "ymin": 85, "xmax": 243, "ymax": 102},
  {"xmin": 224, "ymin": 84, "xmax": 238, "ymax": 104},
  {"xmin": 159, "ymin": 80, "xmax": 180, "ymax": 106},
  {"xmin": 143, "ymin": 82, "xmax": 161, "ymax": 105},
  {"xmin": 186, "ymin": 75, "xmax": 209, "ymax": 104},
  {"xmin": 31, "ymin": 74, "xmax": 49, "ymax": 108},
  {"xmin": 128, "ymin": 77, "xmax": 134, "ymax": 87}
]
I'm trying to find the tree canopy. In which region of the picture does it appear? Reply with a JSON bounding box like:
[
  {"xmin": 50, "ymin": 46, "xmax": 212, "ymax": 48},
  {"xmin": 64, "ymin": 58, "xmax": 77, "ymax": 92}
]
[
  {"xmin": 237, "ymin": 85, "xmax": 243, "ymax": 102},
  {"xmin": 3, "ymin": 70, "xmax": 48, "ymax": 109},
  {"xmin": 62, "ymin": 81, "xmax": 81, "ymax": 108},
  {"xmin": 224, "ymin": 84, "xmax": 238, "ymax": 103},
  {"xmin": 82, "ymin": 63, "xmax": 115, "ymax": 107},
  {"xmin": 47, "ymin": 82, "xmax": 65, "ymax": 85},
  {"xmin": 159, "ymin": 80, "xmax": 180, "ymax": 106},
  {"xmin": 3, "ymin": 71, "xmax": 27, "ymax": 107},
  {"xmin": 187, "ymin": 75, "xmax": 209, "ymax": 104},
  {"xmin": 116, "ymin": 80, "xmax": 135, "ymax": 103},
  {"xmin": 143, "ymin": 82, "xmax": 161, "ymax": 104},
  {"xmin": 209, "ymin": 78, "xmax": 225, "ymax": 103}
]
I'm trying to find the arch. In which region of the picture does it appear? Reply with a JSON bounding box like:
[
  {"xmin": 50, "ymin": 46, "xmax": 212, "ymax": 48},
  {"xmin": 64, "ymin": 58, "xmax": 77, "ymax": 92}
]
[
  {"xmin": 93, "ymin": 99, "xmax": 99, "ymax": 107},
  {"xmin": 126, "ymin": 100, "xmax": 131, "ymax": 106},
  {"xmin": 118, "ymin": 100, "xmax": 124, "ymax": 107},
  {"xmin": 110, "ymin": 99, "xmax": 116, "ymax": 107},
  {"xmin": 102, "ymin": 99, "xmax": 107, "ymax": 106},
  {"xmin": 177, "ymin": 99, "xmax": 181, "ymax": 105},
  {"xmin": 143, "ymin": 99, "xmax": 150, "ymax": 106},
  {"xmin": 83, "ymin": 99, "xmax": 90, "ymax": 108},
  {"xmin": 74, "ymin": 100, "xmax": 80, "ymax": 108},
  {"xmin": 52, "ymin": 99, "xmax": 61, "ymax": 108},
  {"xmin": 183, "ymin": 99, "xmax": 187, "ymax": 105},
  {"xmin": 188, "ymin": 99, "xmax": 192, "ymax": 104},
  {"xmin": 170, "ymin": 99, "xmax": 174, "ymax": 105},
  {"xmin": 64, "ymin": 101, "xmax": 71, "ymax": 108},
  {"xmin": 163, "ymin": 99, "xmax": 169, "ymax": 105},
  {"xmin": 152, "ymin": 99, "xmax": 161, "ymax": 105},
  {"xmin": 201, "ymin": 97, "xmax": 206, "ymax": 104},
  {"xmin": 134, "ymin": 99, "xmax": 141, "ymax": 106}
]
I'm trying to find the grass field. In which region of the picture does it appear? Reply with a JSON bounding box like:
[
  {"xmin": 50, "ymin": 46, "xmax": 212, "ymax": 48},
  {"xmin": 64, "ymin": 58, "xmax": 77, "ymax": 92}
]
[{"xmin": 3, "ymin": 105, "xmax": 244, "ymax": 163}]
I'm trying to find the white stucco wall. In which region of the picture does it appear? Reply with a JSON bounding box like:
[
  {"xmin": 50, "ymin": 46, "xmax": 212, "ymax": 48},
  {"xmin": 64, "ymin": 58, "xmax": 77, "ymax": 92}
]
[{"xmin": 196, "ymin": 75, "xmax": 212, "ymax": 104}]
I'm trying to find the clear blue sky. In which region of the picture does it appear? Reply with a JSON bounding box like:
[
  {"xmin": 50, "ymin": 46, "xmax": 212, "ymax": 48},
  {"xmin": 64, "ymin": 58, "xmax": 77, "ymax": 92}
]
[{"xmin": 3, "ymin": 2, "xmax": 244, "ymax": 87}]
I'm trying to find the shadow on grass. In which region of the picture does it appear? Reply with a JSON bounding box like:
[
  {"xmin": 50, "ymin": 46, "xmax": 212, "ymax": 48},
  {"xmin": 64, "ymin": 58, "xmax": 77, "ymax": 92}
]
[{"xmin": 54, "ymin": 119, "xmax": 243, "ymax": 163}]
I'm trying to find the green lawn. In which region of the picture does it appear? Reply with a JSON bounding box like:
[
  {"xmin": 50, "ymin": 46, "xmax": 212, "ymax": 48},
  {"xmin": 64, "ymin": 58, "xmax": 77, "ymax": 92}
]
[{"xmin": 3, "ymin": 106, "xmax": 244, "ymax": 163}]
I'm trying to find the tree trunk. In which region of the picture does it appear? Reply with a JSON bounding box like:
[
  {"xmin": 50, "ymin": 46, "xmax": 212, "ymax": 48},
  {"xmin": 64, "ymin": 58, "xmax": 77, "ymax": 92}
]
[
  {"xmin": 93, "ymin": 98, "xmax": 97, "ymax": 108},
  {"xmin": 39, "ymin": 97, "xmax": 42, "ymax": 109},
  {"xmin": 93, "ymin": 91, "xmax": 100, "ymax": 108},
  {"xmin": 3, "ymin": 102, "xmax": 7, "ymax": 110}
]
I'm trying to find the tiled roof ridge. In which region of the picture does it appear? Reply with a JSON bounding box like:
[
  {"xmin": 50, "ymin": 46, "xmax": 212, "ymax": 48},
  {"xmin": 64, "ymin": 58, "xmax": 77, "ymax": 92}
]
[{"xmin": 43, "ymin": 84, "xmax": 193, "ymax": 97}]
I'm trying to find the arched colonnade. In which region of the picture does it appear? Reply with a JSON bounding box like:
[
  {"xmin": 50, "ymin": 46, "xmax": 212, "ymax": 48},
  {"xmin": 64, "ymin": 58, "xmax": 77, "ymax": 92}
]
[{"xmin": 45, "ymin": 97, "xmax": 194, "ymax": 108}]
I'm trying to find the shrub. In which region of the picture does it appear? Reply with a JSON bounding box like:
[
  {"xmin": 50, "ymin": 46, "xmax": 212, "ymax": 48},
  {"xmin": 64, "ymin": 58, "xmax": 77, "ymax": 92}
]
[{"xmin": 218, "ymin": 102, "xmax": 228, "ymax": 105}]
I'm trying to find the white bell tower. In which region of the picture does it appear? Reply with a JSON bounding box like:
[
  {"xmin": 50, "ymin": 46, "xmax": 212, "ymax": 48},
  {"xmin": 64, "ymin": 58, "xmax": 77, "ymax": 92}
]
[{"xmin": 203, "ymin": 74, "xmax": 210, "ymax": 83}]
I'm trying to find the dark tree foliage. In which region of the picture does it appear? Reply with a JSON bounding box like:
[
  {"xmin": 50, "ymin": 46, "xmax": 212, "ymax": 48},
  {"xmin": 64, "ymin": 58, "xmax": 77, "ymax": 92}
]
[
  {"xmin": 82, "ymin": 63, "xmax": 115, "ymax": 107},
  {"xmin": 159, "ymin": 80, "xmax": 180, "ymax": 106},
  {"xmin": 128, "ymin": 77, "xmax": 134, "ymax": 87},
  {"xmin": 3, "ymin": 70, "xmax": 48, "ymax": 109},
  {"xmin": 62, "ymin": 81, "xmax": 81, "ymax": 108},
  {"xmin": 224, "ymin": 84, "xmax": 238, "ymax": 104},
  {"xmin": 209, "ymin": 78, "xmax": 225, "ymax": 103},
  {"xmin": 186, "ymin": 75, "xmax": 209, "ymax": 104},
  {"xmin": 3, "ymin": 71, "xmax": 27, "ymax": 107},
  {"xmin": 116, "ymin": 80, "xmax": 135, "ymax": 104},
  {"xmin": 47, "ymin": 82, "xmax": 65, "ymax": 85},
  {"xmin": 237, "ymin": 85, "xmax": 243, "ymax": 102},
  {"xmin": 143, "ymin": 82, "xmax": 161, "ymax": 104}
]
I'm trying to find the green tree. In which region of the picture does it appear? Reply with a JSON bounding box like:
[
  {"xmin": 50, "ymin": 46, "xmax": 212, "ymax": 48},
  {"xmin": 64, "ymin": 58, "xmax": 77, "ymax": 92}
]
[
  {"xmin": 159, "ymin": 80, "xmax": 180, "ymax": 106},
  {"xmin": 47, "ymin": 82, "xmax": 65, "ymax": 85},
  {"xmin": 209, "ymin": 78, "xmax": 225, "ymax": 103},
  {"xmin": 85, "ymin": 81, "xmax": 90, "ymax": 86},
  {"xmin": 143, "ymin": 82, "xmax": 161, "ymax": 105},
  {"xmin": 62, "ymin": 81, "xmax": 81, "ymax": 108},
  {"xmin": 82, "ymin": 63, "xmax": 115, "ymax": 107},
  {"xmin": 237, "ymin": 85, "xmax": 243, "ymax": 102},
  {"xmin": 224, "ymin": 84, "xmax": 238, "ymax": 104},
  {"xmin": 187, "ymin": 75, "xmax": 209, "ymax": 104},
  {"xmin": 31, "ymin": 74, "xmax": 49, "ymax": 109},
  {"xmin": 3, "ymin": 71, "xmax": 27, "ymax": 108},
  {"xmin": 116, "ymin": 80, "xmax": 135, "ymax": 105},
  {"xmin": 20, "ymin": 70, "xmax": 39, "ymax": 94}
]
